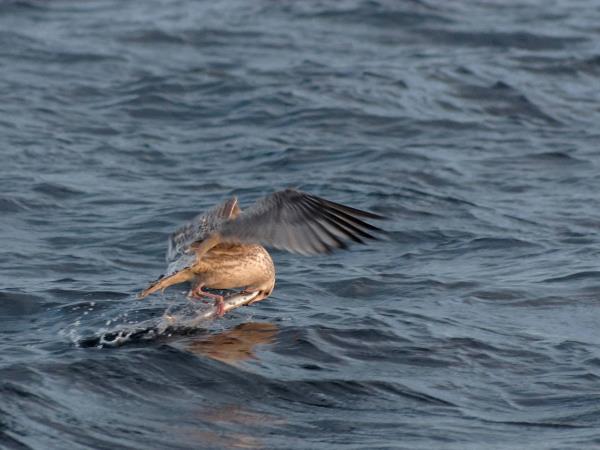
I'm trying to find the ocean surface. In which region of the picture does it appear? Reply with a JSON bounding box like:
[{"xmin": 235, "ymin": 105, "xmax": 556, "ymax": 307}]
[{"xmin": 1, "ymin": 0, "xmax": 600, "ymax": 448}]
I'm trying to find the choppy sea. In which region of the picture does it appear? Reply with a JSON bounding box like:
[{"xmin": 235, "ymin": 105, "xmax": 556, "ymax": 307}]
[{"xmin": 1, "ymin": 1, "xmax": 600, "ymax": 448}]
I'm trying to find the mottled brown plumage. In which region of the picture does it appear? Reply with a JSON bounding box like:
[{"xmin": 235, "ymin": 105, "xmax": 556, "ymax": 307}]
[{"xmin": 138, "ymin": 189, "xmax": 384, "ymax": 315}]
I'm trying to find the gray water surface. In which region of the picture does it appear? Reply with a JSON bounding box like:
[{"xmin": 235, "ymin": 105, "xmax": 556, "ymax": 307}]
[{"xmin": 1, "ymin": 1, "xmax": 600, "ymax": 449}]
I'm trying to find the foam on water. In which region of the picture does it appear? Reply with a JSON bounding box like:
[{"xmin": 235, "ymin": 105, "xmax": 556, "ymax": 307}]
[{"xmin": 65, "ymin": 291, "xmax": 261, "ymax": 348}]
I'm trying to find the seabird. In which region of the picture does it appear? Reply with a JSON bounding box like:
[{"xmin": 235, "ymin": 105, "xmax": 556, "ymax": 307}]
[{"xmin": 138, "ymin": 188, "xmax": 384, "ymax": 315}]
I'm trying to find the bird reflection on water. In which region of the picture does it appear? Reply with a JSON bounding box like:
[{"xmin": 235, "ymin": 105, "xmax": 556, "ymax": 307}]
[
  {"xmin": 168, "ymin": 323, "xmax": 284, "ymax": 449},
  {"xmin": 178, "ymin": 322, "xmax": 279, "ymax": 365}
]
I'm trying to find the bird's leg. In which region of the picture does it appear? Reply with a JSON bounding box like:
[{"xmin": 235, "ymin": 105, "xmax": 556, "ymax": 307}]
[
  {"xmin": 214, "ymin": 297, "xmax": 225, "ymax": 316},
  {"xmin": 187, "ymin": 286, "xmax": 208, "ymax": 301},
  {"xmin": 190, "ymin": 284, "xmax": 225, "ymax": 316}
]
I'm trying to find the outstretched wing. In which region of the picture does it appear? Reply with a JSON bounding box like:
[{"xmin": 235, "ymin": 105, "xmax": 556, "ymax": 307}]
[
  {"xmin": 165, "ymin": 197, "xmax": 240, "ymax": 275},
  {"xmin": 215, "ymin": 189, "xmax": 385, "ymax": 256}
]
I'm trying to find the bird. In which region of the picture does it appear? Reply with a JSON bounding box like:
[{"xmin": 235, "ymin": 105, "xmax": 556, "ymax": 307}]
[{"xmin": 138, "ymin": 188, "xmax": 385, "ymax": 316}]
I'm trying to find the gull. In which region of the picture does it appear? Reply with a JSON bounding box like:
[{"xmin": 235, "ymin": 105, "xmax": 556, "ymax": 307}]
[{"xmin": 138, "ymin": 188, "xmax": 385, "ymax": 315}]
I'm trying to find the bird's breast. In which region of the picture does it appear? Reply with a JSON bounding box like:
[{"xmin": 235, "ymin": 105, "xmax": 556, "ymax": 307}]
[{"xmin": 194, "ymin": 244, "xmax": 275, "ymax": 289}]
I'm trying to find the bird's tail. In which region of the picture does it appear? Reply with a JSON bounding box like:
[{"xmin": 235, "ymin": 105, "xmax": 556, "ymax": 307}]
[{"xmin": 137, "ymin": 269, "xmax": 194, "ymax": 299}]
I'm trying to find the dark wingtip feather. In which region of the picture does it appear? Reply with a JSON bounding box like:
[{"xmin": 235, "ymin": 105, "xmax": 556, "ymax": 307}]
[
  {"xmin": 303, "ymin": 196, "xmax": 383, "ymax": 241},
  {"xmin": 296, "ymin": 198, "xmax": 354, "ymax": 253}
]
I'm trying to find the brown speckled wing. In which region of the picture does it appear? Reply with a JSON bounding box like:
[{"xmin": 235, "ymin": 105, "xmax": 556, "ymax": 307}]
[
  {"xmin": 165, "ymin": 197, "xmax": 239, "ymax": 275},
  {"xmin": 217, "ymin": 189, "xmax": 385, "ymax": 256}
]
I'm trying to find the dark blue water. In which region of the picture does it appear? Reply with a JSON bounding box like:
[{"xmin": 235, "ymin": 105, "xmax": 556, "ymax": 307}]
[{"xmin": 2, "ymin": 0, "xmax": 600, "ymax": 448}]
